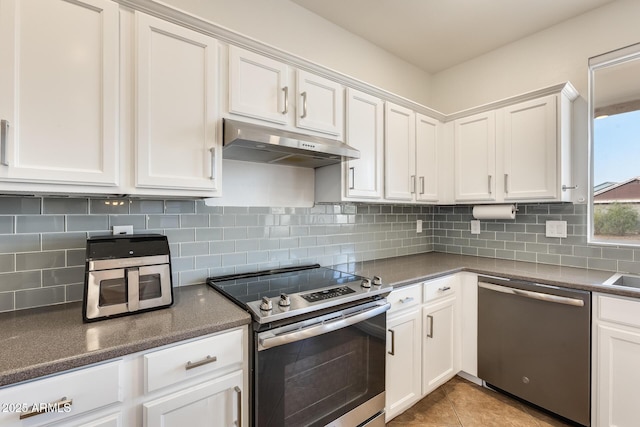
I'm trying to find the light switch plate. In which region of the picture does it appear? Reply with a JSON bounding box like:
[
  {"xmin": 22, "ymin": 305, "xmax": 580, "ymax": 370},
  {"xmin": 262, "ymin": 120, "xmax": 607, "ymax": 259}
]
[
  {"xmin": 112, "ymin": 225, "xmax": 133, "ymax": 235},
  {"xmin": 545, "ymin": 220, "xmax": 567, "ymax": 238},
  {"xmin": 470, "ymin": 220, "xmax": 481, "ymax": 235},
  {"xmin": 416, "ymin": 220, "xmax": 423, "ymax": 233}
]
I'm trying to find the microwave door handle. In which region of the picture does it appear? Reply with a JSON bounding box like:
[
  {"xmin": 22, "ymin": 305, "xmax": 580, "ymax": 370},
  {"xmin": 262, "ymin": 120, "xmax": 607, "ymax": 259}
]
[
  {"xmin": 127, "ymin": 268, "xmax": 140, "ymax": 312},
  {"xmin": 257, "ymin": 302, "xmax": 390, "ymax": 351}
]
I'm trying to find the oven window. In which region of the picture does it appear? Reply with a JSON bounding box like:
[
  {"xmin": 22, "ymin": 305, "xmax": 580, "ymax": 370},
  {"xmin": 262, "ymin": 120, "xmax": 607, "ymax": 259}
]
[
  {"xmin": 256, "ymin": 312, "xmax": 386, "ymax": 427},
  {"xmin": 98, "ymin": 278, "xmax": 127, "ymax": 306},
  {"xmin": 139, "ymin": 273, "xmax": 162, "ymax": 300}
]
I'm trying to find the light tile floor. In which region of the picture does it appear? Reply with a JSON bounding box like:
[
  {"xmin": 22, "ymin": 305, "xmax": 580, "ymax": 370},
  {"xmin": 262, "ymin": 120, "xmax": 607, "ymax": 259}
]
[{"xmin": 386, "ymin": 376, "xmax": 574, "ymax": 427}]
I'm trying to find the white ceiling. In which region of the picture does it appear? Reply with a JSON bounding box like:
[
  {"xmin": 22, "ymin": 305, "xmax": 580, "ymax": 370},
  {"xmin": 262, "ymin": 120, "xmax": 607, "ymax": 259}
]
[{"xmin": 291, "ymin": 0, "xmax": 617, "ymax": 74}]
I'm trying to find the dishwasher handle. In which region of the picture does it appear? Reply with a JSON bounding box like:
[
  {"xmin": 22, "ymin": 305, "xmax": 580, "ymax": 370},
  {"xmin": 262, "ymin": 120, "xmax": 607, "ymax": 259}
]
[{"xmin": 478, "ymin": 281, "xmax": 584, "ymax": 307}]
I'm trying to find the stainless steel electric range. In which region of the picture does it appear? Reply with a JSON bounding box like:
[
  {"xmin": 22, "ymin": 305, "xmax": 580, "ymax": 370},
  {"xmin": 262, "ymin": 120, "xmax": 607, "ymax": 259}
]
[{"xmin": 207, "ymin": 264, "xmax": 392, "ymax": 427}]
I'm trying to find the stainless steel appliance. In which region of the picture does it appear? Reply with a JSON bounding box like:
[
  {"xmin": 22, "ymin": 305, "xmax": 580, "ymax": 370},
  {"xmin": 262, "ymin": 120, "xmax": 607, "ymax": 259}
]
[
  {"xmin": 223, "ymin": 118, "xmax": 360, "ymax": 168},
  {"xmin": 478, "ymin": 276, "xmax": 591, "ymax": 426},
  {"xmin": 83, "ymin": 234, "xmax": 173, "ymax": 322},
  {"xmin": 208, "ymin": 265, "xmax": 391, "ymax": 427}
]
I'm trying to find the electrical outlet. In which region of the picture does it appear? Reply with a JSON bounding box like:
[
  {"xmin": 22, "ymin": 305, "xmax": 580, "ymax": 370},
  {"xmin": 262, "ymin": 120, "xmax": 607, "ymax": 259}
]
[
  {"xmin": 545, "ymin": 220, "xmax": 567, "ymax": 238},
  {"xmin": 470, "ymin": 220, "xmax": 481, "ymax": 235},
  {"xmin": 416, "ymin": 220, "xmax": 423, "ymax": 233},
  {"xmin": 112, "ymin": 225, "xmax": 133, "ymax": 235}
]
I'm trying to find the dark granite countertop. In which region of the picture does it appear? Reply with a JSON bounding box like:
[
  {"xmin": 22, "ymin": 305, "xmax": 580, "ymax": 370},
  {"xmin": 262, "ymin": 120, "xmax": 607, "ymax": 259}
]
[
  {"xmin": 334, "ymin": 252, "xmax": 636, "ymax": 297},
  {"xmin": 1, "ymin": 252, "xmax": 635, "ymax": 389},
  {"xmin": 0, "ymin": 285, "xmax": 250, "ymax": 387}
]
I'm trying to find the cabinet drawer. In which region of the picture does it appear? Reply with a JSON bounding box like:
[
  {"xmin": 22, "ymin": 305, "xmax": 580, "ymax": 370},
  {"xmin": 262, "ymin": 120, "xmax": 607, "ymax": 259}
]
[
  {"xmin": 144, "ymin": 329, "xmax": 243, "ymax": 393},
  {"xmin": 423, "ymin": 276, "xmax": 457, "ymax": 303},
  {"xmin": 387, "ymin": 285, "xmax": 421, "ymax": 315},
  {"xmin": 598, "ymin": 294, "xmax": 640, "ymax": 328},
  {"xmin": 0, "ymin": 361, "xmax": 122, "ymax": 427}
]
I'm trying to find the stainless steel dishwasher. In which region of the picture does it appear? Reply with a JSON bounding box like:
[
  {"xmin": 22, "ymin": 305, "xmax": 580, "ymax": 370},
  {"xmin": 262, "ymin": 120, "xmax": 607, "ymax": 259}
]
[{"xmin": 478, "ymin": 276, "xmax": 591, "ymax": 426}]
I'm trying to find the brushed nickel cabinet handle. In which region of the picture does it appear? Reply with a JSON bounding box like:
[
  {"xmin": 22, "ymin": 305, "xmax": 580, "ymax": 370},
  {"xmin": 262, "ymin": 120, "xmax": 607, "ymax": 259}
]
[
  {"xmin": 420, "ymin": 176, "xmax": 425, "ymax": 195},
  {"xmin": 234, "ymin": 386, "xmax": 242, "ymax": 427},
  {"xmin": 301, "ymin": 91, "xmax": 308, "ymax": 118},
  {"xmin": 411, "ymin": 175, "xmax": 416, "ymax": 194},
  {"xmin": 0, "ymin": 120, "xmax": 8, "ymax": 166},
  {"xmin": 349, "ymin": 167, "xmax": 355, "ymax": 189},
  {"xmin": 19, "ymin": 397, "xmax": 73, "ymax": 420},
  {"xmin": 210, "ymin": 147, "xmax": 216, "ymax": 180},
  {"xmin": 185, "ymin": 355, "xmax": 217, "ymax": 370},
  {"xmin": 427, "ymin": 315, "xmax": 434, "ymax": 338},
  {"xmin": 388, "ymin": 329, "xmax": 395, "ymax": 355},
  {"xmin": 488, "ymin": 175, "xmax": 492, "ymax": 195},
  {"xmin": 282, "ymin": 86, "xmax": 289, "ymax": 115},
  {"xmin": 400, "ymin": 296, "xmax": 414, "ymax": 303},
  {"xmin": 438, "ymin": 286, "xmax": 451, "ymax": 292},
  {"xmin": 504, "ymin": 173, "xmax": 509, "ymax": 194}
]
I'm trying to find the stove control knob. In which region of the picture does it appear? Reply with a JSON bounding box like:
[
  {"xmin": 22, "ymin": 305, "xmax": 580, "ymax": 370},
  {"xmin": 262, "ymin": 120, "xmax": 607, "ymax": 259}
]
[
  {"xmin": 279, "ymin": 293, "xmax": 291, "ymax": 307},
  {"xmin": 260, "ymin": 296, "xmax": 273, "ymax": 311},
  {"xmin": 372, "ymin": 276, "xmax": 382, "ymax": 286},
  {"xmin": 361, "ymin": 278, "xmax": 372, "ymax": 288}
]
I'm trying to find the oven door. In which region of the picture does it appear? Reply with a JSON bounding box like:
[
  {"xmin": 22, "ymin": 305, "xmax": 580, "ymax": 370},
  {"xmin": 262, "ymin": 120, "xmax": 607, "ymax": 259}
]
[{"xmin": 255, "ymin": 300, "xmax": 390, "ymax": 427}]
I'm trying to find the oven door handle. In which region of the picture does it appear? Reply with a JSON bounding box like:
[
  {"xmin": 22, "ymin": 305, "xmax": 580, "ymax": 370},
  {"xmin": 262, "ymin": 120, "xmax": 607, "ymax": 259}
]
[{"xmin": 257, "ymin": 301, "xmax": 391, "ymax": 351}]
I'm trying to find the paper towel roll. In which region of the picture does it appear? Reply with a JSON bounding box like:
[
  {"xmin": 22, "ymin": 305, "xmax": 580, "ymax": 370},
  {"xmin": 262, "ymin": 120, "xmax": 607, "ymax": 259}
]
[{"xmin": 472, "ymin": 204, "xmax": 516, "ymax": 220}]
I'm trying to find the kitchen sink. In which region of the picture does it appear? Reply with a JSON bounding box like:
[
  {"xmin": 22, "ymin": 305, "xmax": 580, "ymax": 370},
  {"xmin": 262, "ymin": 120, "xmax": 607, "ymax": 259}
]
[{"xmin": 603, "ymin": 273, "xmax": 640, "ymax": 289}]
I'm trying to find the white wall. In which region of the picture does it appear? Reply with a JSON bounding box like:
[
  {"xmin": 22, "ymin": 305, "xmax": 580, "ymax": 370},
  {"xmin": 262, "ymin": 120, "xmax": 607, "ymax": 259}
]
[
  {"xmin": 161, "ymin": 0, "xmax": 432, "ymax": 106},
  {"xmin": 430, "ymin": 0, "xmax": 640, "ymax": 114}
]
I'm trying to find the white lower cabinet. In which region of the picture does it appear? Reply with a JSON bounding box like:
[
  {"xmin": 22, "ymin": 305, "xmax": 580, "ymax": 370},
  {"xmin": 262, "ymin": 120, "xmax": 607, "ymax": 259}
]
[
  {"xmin": 143, "ymin": 370, "xmax": 243, "ymax": 427},
  {"xmin": 385, "ymin": 275, "xmax": 461, "ymax": 422},
  {"xmin": 593, "ymin": 293, "xmax": 640, "ymax": 427}
]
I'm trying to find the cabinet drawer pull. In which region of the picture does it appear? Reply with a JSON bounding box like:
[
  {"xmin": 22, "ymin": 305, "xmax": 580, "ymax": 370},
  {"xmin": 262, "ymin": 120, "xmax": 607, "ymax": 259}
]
[
  {"xmin": 427, "ymin": 315, "xmax": 434, "ymax": 338},
  {"xmin": 185, "ymin": 355, "xmax": 217, "ymax": 370},
  {"xmin": 388, "ymin": 329, "xmax": 395, "ymax": 355},
  {"xmin": 19, "ymin": 397, "xmax": 73, "ymax": 420},
  {"xmin": 349, "ymin": 167, "xmax": 355, "ymax": 189},
  {"xmin": 301, "ymin": 91, "xmax": 308, "ymax": 118},
  {"xmin": 282, "ymin": 86, "xmax": 289, "ymax": 114},
  {"xmin": 0, "ymin": 120, "xmax": 8, "ymax": 166},
  {"xmin": 234, "ymin": 386, "xmax": 242, "ymax": 427},
  {"xmin": 438, "ymin": 286, "xmax": 451, "ymax": 292},
  {"xmin": 399, "ymin": 296, "xmax": 414, "ymax": 303}
]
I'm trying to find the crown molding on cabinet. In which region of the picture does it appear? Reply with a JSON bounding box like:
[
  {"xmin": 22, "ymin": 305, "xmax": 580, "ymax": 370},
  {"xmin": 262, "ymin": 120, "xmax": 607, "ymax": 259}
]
[{"xmin": 116, "ymin": 0, "xmax": 447, "ymax": 121}]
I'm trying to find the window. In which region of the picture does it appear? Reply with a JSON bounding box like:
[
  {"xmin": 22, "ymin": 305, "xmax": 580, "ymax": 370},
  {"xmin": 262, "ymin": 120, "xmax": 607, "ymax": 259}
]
[{"xmin": 589, "ymin": 43, "xmax": 640, "ymax": 245}]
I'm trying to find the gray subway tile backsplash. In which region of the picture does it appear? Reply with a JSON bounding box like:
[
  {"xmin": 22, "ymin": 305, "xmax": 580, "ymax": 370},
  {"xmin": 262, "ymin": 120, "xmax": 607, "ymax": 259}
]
[{"xmin": 0, "ymin": 198, "xmax": 638, "ymax": 313}]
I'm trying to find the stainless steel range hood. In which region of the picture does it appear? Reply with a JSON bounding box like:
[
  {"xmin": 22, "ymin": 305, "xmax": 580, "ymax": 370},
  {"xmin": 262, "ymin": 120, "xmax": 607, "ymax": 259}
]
[{"xmin": 223, "ymin": 119, "xmax": 360, "ymax": 168}]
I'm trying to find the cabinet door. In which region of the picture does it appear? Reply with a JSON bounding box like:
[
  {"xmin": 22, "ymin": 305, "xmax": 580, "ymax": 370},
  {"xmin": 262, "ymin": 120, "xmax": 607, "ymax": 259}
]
[
  {"xmin": 345, "ymin": 88, "xmax": 383, "ymax": 199},
  {"xmin": 423, "ymin": 297, "xmax": 456, "ymax": 395},
  {"xmin": 385, "ymin": 102, "xmax": 416, "ymax": 201},
  {"xmin": 595, "ymin": 324, "xmax": 640, "ymax": 427},
  {"xmin": 386, "ymin": 308, "xmax": 422, "ymax": 421},
  {"xmin": 296, "ymin": 70, "xmax": 343, "ymax": 136},
  {"xmin": 135, "ymin": 13, "xmax": 220, "ymax": 193},
  {"xmin": 454, "ymin": 111, "xmax": 496, "ymax": 202},
  {"xmin": 0, "ymin": 0, "xmax": 118, "ymax": 186},
  {"xmin": 144, "ymin": 370, "xmax": 243, "ymax": 427},
  {"xmin": 228, "ymin": 46, "xmax": 288, "ymax": 125},
  {"xmin": 502, "ymin": 94, "xmax": 557, "ymax": 200},
  {"xmin": 415, "ymin": 114, "xmax": 439, "ymax": 202}
]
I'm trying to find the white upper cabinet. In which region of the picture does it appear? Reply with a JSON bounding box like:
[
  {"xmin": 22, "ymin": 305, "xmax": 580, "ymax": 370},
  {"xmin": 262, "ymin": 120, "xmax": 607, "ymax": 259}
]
[
  {"xmin": 228, "ymin": 46, "xmax": 344, "ymax": 139},
  {"xmin": 0, "ymin": 0, "xmax": 119, "ymax": 187},
  {"xmin": 416, "ymin": 114, "xmax": 440, "ymax": 202},
  {"xmin": 453, "ymin": 85, "xmax": 576, "ymax": 204},
  {"xmin": 501, "ymin": 94, "xmax": 557, "ymax": 200},
  {"xmin": 454, "ymin": 111, "xmax": 496, "ymax": 202},
  {"xmin": 134, "ymin": 12, "xmax": 221, "ymax": 194},
  {"xmin": 385, "ymin": 102, "xmax": 416, "ymax": 201},
  {"xmin": 228, "ymin": 47, "xmax": 289, "ymax": 125}
]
